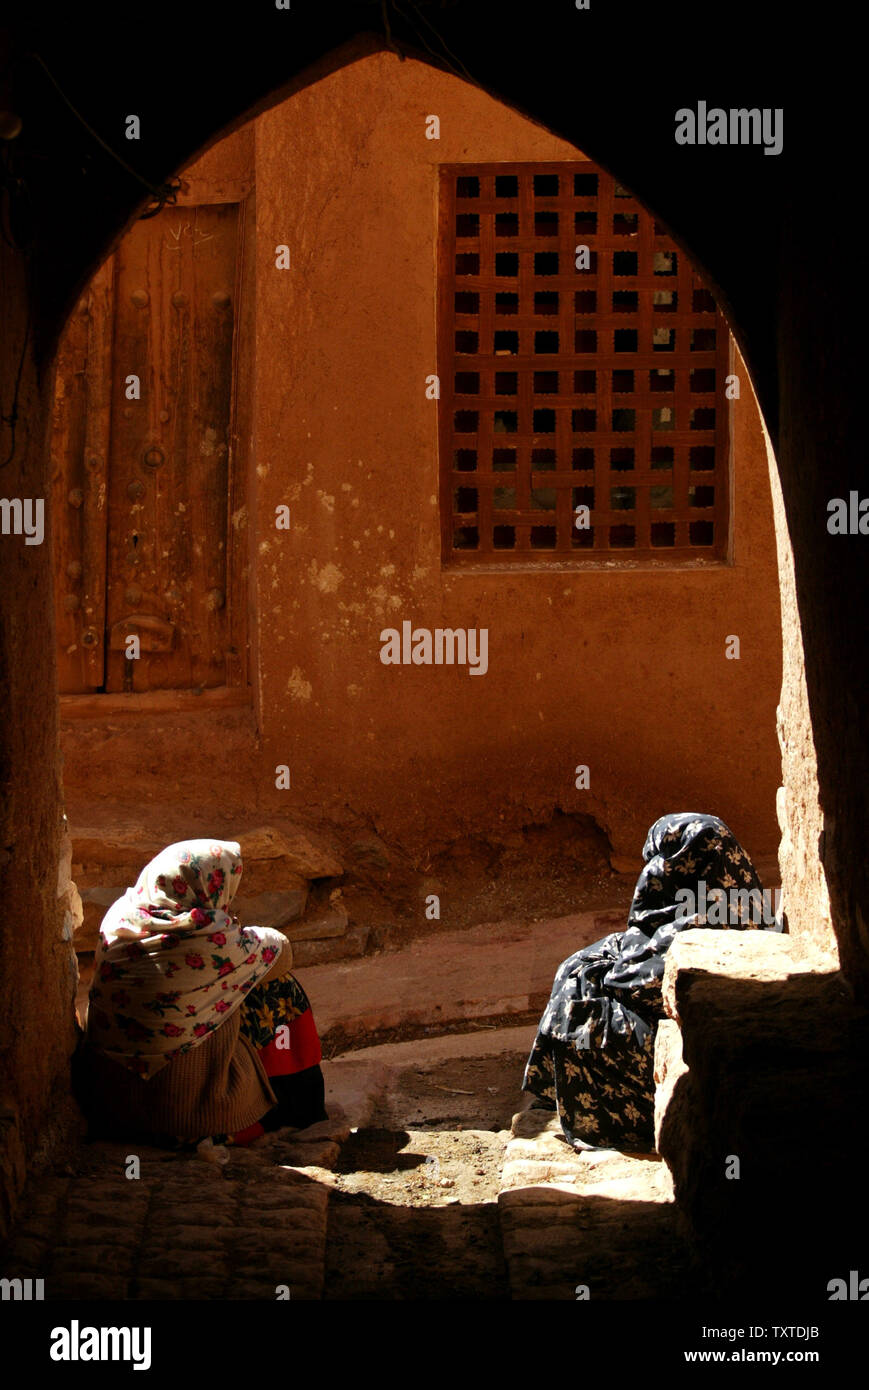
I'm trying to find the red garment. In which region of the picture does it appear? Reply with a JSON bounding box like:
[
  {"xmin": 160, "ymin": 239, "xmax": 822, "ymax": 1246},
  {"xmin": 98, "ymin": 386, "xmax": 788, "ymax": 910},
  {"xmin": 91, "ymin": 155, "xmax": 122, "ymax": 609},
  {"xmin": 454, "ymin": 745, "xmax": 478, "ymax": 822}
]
[
  {"xmin": 258, "ymin": 1006, "xmax": 322, "ymax": 1077},
  {"xmin": 229, "ymin": 1002, "xmax": 324, "ymax": 1145}
]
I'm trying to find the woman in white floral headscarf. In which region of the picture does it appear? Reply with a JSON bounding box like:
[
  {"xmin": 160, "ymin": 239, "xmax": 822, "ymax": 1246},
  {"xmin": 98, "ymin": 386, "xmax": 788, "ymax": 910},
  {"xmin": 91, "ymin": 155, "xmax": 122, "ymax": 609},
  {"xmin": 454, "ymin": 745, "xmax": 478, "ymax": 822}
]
[{"xmin": 78, "ymin": 839, "xmax": 327, "ymax": 1145}]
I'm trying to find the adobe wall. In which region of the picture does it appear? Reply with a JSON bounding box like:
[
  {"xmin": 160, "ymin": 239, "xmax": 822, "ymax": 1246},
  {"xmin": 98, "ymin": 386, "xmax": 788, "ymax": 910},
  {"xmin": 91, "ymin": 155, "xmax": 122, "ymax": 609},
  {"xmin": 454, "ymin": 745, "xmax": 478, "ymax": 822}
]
[
  {"xmin": 57, "ymin": 53, "xmax": 783, "ymax": 875},
  {"xmin": 767, "ymin": 437, "xmax": 838, "ymax": 968},
  {"xmin": 248, "ymin": 52, "xmax": 782, "ymax": 868},
  {"xmin": 0, "ymin": 2, "xmax": 861, "ymax": 1253},
  {"xmin": 0, "ymin": 238, "xmax": 80, "ymax": 1240}
]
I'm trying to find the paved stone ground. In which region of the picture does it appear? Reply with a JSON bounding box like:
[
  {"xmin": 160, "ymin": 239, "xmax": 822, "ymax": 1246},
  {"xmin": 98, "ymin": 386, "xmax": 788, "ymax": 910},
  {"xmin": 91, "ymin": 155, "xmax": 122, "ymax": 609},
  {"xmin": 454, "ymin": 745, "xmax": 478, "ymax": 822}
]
[
  {"xmin": 0, "ymin": 1059, "xmax": 381, "ymax": 1302},
  {"xmin": 1, "ymin": 1027, "xmax": 697, "ymax": 1301},
  {"xmin": 498, "ymin": 1109, "xmax": 694, "ymax": 1299},
  {"xmin": 1, "ymin": 1136, "xmax": 338, "ymax": 1301}
]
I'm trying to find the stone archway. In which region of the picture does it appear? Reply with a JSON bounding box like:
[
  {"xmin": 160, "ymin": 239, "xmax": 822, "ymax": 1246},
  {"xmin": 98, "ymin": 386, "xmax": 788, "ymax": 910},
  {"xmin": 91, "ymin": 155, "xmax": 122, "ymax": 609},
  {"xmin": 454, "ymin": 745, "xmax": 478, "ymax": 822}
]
[{"xmin": 1, "ymin": 5, "xmax": 865, "ymax": 1261}]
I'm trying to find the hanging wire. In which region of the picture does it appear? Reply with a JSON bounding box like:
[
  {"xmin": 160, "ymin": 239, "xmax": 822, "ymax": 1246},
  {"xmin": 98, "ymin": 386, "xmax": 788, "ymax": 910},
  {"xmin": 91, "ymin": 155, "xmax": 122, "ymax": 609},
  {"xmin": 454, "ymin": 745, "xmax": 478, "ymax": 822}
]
[
  {"xmin": 30, "ymin": 52, "xmax": 181, "ymax": 217},
  {"xmin": 0, "ymin": 310, "xmax": 30, "ymax": 470},
  {"xmin": 380, "ymin": 0, "xmax": 406, "ymax": 59},
  {"xmin": 396, "ymin": 0, "xmax": 478, "ymax": 86},
  {"xmin": 0, "ymin": 135, "xmax": 33, "ymax": 469}
]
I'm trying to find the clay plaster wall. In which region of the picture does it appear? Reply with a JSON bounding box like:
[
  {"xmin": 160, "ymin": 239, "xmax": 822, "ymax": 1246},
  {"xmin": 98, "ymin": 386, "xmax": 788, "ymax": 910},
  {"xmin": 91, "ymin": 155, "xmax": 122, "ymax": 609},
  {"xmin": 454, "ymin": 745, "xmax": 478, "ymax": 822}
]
[
  {"xmin": 0, "ymin": 6, "xmax": 858, "ymax": 1252},
  {"xmin": 767, "ymin": 445, "xmax": 838, "ymax": 968},
  {"xmin": 0, "ymin": 240, "xmax": 80, "ymax": 1240},
  {"xmin": 248, "ymin": 53, "xmax": 782, "ymax": 867},
  {"xmin": 60, "ymin": 53, "xmax": 783, "ymax": 873}
]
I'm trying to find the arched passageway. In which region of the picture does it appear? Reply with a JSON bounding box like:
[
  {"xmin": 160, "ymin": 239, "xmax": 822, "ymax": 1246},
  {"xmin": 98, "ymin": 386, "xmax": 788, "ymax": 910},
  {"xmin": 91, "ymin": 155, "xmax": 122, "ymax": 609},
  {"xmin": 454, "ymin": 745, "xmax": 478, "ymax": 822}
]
[{"xmin": 1, "ymin": 2, "xmax": 866, "ymax": 1300}]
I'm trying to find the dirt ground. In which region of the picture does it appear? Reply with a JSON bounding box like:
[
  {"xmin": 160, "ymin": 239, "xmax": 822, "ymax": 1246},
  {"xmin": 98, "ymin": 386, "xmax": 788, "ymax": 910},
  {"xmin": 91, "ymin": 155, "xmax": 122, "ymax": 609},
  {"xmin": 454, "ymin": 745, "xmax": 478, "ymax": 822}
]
[
  {"xmin": 332, "ymin": 1050, "xmax": 529, "ymax": 1206},
  {"xmin": 324, "ymin": 1050, "xmax": 535, "ymax": 1298},
  {"xmin": 340, "ymin": 811, "xmax": 634, "ymax": 953}
]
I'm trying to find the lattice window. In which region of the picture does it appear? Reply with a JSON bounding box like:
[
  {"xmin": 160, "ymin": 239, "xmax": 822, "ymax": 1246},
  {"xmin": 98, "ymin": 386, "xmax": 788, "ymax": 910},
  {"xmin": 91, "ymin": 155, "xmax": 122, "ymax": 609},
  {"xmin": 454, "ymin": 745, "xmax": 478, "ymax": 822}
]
[{"xmin": 438, "ymin": 163, "xmax": 731, "ymax": 565}]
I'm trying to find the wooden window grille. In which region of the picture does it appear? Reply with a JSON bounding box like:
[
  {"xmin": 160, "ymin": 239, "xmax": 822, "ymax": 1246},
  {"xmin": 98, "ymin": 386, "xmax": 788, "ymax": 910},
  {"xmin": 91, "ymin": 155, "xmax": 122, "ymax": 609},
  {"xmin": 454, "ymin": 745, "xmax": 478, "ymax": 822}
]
[{"xmin": 438, "ymin": 163, "xmax": 731, "ymax": 566}]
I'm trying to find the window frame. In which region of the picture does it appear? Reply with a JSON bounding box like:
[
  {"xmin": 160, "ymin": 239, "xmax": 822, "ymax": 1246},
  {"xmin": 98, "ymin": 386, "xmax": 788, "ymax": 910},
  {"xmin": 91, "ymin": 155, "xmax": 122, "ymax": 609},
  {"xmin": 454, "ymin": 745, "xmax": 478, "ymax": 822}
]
[{"xmin": 437, "ymin": 161, "xmax": 732, "ymax": 570}]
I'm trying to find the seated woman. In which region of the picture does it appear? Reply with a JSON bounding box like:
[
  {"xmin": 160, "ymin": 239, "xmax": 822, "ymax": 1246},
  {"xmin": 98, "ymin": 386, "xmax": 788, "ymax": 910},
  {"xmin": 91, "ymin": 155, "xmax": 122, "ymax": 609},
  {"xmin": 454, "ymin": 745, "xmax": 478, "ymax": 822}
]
[
  {"xmin": 523, "ymin": 812, "xmax": 778, "ymax": 1153},
  {"xmin": 75, "ymin": 839, "xmax": 327, "ymax": 1148}
]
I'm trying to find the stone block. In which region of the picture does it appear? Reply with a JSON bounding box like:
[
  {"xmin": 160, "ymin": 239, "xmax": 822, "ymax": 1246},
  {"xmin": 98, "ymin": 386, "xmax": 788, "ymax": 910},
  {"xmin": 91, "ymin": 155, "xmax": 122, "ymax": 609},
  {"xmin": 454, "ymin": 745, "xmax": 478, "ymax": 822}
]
[
  {"xmin": 53, "ymin": 1274, "xmax": 132, "ymax": 1300},
  {"xmin": 11, "ymin": 1214, "xmax": 56, "ymax": 1242},
  {"xmin": 287, "ymin": 1109, "xmax": 352, "ymax": 1144},
  {"xmin": 238, "ymin": 824, "xmax": 342, "ymax": 878},
  {"xmin": 502, "ymin": 1225, "xmax": 580, "ymax": 1257},
  {"xmin": 230, "ymin": 1264, "xmax": 322, "ymax": 1296},
  {"xmin": 655, "ymin": 930, "xmax": 869, "ymax": 1296},
  {"xmin": 501, "ymin": 1158, "xmax": 584, "ymax": 1189},
  {"xmin": 235, "ymin": 883, "xmax": 308, "ymax": 931},
  {"xmin": 653, "ymin": 1019, "xmax": 688, "ymax": 1152},
  {"xmin": 515, "ymin": 1283, "xmax": 579, "ymax": 1300},
  {"xmin": 291, "ymin": 922, "xmax": 367, "ymax": 967},
  {"xmin": 2, "ymin": 1236, "xmax": 46, "ymax": 1267},
  {"xmin": 138, "ymin": 1250, "xmax": 230, "ymax": 1280},
  {"xmin": 232, "ymin": 1208, "xmax": 323, "ymax": 1234},
  {"xmin": 510, "ymin": 1109, "xmax": 561, "ymax": 1140},
  {"xmin": 227, "ymin": 1232, "xmax": 324, "ymax": 1259},
  {"xmin": 147, "ymin": 1203, "xmax": 237, "ymax": 1226},
  {"xmin": 227, "ymin": 1280, "xmax": 289, "ymax": 1299},
  {"xmin": 282, "ymin": 903, "xmax": 348, "ymax": 942},
  {"xmin": 661, "ymin": 926, "xmax": 796, "ymax": 1023},
  {"xmin": 263, "ymin": 1139, "xmax": 341, "ymax": 1169},
  {"xmin": 150, "ymin": 1223, "xmax": 233, "ymax": 1252},
  {"xmin": 133, "ymin": 1276, "xmax": 226, "ymax": 1299},
  {"xmin": 51, "ymin": 1245, "xmax": 135, "ymax": 1275},
  {"xmin": 506, "ymin": 1134, "xmax": 571, "ymax": 1161},
  {"xmin": 237, "ymin": 1185, "xmax": 328, "ymax": 1213},
  {"xmin": 76, "ymin": 885, "xmax": 121, "ymax": 951},
  {"xmin": 62, "ymin": 1221, "xmax": 143, "ymax": 1249}
]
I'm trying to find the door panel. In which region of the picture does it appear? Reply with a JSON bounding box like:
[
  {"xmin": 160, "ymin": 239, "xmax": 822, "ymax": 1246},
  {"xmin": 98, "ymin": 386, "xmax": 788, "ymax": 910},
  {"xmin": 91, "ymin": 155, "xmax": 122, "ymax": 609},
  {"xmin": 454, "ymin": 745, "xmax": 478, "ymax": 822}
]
[
  {"xmin": 51, "ymin": 261, "xmax": 113, "ymax": 692},
  {"xmin": 52, "ymin": 202, "xmax": 244, "ymax": 695},
  {"xmin": 104, "ymin": 203, "xmax": 239, "ymax": 692}
]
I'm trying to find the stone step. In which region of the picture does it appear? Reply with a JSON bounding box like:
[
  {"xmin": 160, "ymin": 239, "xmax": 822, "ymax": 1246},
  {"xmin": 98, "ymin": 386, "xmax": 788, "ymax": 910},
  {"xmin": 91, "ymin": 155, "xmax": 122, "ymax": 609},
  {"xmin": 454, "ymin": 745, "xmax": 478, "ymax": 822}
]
[
  {"xmin": 301, "ymin": 910, "xmax": 610, "ymax": 1043},
  {"xmin": 330, "ymin": 1024, "xmax": 535, "ymax": 1130},
  {"xmin": 69, "ymin": 818, "xmax": 344, "ymax": 952},
  {"xmin": 291, "ymin": 921, "xmax": 367, "ymax": 967},
  {"xmin": 497, "ymin": 1109, "xmax": 692, "ymax": 1298},
  {"xmin": 69, "ymin": 817, "xmax": 342, "ymax": 879}
]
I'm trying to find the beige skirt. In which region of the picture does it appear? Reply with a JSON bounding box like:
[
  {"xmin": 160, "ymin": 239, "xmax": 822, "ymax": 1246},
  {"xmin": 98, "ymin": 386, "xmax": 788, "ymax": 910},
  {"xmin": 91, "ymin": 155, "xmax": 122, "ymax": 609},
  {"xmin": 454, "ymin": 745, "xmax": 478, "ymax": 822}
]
[{"xmin": 76, "ymin": 1010, "xmax": 277, "ymax": 1141}]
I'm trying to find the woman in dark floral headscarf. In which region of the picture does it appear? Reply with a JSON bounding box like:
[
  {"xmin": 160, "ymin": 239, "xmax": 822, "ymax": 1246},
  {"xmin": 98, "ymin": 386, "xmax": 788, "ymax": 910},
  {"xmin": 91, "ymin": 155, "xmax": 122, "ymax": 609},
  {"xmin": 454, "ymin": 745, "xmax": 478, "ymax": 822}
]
[{"xmin": 522, "ymin": 812, "xmax": 780, "ymax": 1152}]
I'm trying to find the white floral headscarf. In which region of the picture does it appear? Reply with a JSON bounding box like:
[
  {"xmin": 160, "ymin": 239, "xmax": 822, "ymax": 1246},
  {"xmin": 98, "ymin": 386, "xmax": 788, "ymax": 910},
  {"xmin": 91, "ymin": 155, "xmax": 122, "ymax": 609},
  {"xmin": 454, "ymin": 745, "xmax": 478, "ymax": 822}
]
[{"xmin": 86, "ymin": 839, "xmax": 286, "ymax": 1079}]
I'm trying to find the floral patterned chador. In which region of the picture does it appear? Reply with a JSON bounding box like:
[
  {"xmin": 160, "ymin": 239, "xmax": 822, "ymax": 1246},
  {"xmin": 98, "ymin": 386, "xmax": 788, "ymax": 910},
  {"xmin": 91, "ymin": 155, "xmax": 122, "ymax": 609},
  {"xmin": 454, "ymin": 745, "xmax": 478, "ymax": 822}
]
[
  {"xmin": 82, "ymin": 839, "xmax": 326, "ymax": 1144},
  {"xmin": 522, "ymin": 812, "xmax": 777, "ymax": 1151}
]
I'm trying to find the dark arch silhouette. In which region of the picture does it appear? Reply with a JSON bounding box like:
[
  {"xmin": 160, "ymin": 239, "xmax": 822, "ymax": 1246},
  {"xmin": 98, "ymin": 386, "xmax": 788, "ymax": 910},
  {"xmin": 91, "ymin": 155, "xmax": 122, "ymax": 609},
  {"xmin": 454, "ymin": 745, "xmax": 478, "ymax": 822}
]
[{"xmin": 0, "ymin": 0, "xmax": 865, "ymax": 1252}]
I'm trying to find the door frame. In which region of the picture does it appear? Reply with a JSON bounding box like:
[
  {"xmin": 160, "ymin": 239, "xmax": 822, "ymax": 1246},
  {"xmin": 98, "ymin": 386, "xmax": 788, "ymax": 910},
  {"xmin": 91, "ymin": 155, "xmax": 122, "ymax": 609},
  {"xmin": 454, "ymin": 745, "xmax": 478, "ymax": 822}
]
[{"xmin": 56, "ymin": 177, "xmax": 255, "ymax": 713}]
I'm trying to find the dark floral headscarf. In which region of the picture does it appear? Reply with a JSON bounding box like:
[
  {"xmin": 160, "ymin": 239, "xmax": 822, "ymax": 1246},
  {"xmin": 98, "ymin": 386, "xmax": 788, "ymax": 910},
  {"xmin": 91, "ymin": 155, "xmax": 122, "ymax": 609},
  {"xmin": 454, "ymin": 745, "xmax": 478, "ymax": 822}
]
[{"xmin": 603, "ymin": 811, "xmax": 769, "ymax": 999}]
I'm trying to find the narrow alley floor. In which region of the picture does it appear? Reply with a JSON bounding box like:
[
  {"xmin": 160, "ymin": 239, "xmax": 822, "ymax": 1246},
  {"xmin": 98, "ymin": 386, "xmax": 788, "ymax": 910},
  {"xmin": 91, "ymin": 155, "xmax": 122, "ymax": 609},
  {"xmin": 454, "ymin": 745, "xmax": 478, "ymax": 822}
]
[{"xmin": 2, "ymin": 1022, "xmax": 694, "ymax": 1301}]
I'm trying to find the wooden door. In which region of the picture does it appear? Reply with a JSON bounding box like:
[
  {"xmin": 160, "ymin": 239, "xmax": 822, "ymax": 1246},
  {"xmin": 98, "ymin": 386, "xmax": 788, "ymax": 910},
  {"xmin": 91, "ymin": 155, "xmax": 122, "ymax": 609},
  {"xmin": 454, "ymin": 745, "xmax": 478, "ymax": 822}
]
[
  {"xmin": 51, "ymin": 260, "xmax": 113, "ymax": 691},
  {"xmin": 52, "ymin": 202, "xmax": 245, "ymax": 694}
]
